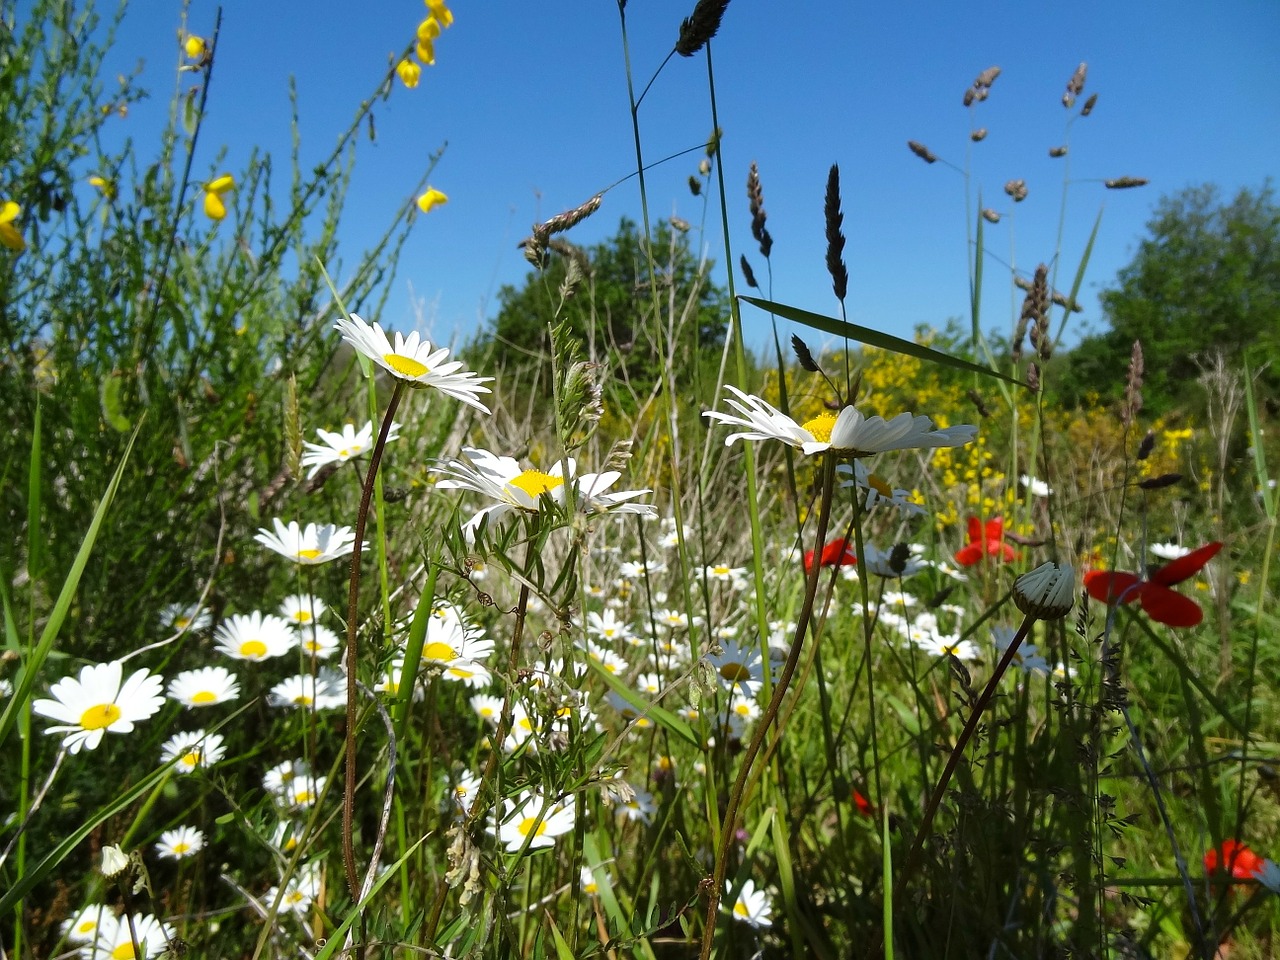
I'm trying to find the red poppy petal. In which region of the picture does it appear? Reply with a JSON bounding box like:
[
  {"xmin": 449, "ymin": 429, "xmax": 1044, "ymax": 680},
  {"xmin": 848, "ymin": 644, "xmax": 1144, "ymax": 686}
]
[
  {"xmin": 1151, "ymin": 541, "xmax": 1223, "ymax": 586},
  {"xmin": 820, "ymin": 538, "xmax": 856, "ymax": 567},
  {"xmin": 966, "ymin": 516, "xmax": 982, "ymax": 544},
  {"xmin": 1083, "ymin": 570, "xmax": 1142, "ymax": 604},
  {"xmin": 1139, "ymin": 584, "xmax": 1204, "ymax": 627},
  {"xmin": 998, "ymin": 543, "xmax": 1019, "ymax": 562},
  {"xmin": 955, "ymin": 544, "xmax": 984, "ymax": 566},
  {"xmin": 985, "ymin": 517, "xmax": 1005, "ymax": 541},
  {"xmin": 803, "ymin": 550, "xmax": 816, "ymax": 573}
]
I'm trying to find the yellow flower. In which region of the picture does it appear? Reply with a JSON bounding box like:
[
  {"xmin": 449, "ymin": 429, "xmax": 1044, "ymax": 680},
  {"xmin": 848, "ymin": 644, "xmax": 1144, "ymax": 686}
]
[
  {"xmin": 0, "ymin": 200, "xmax": 25, "ymax": 252},
  {"xmin": 417, "ymin": 187, "xmax": 448, "ymax": 214},
  {"xmin": 203, "ymin": 174, "xmax": 235, "ymax": 221},
  {"xmin": 425, "ymin": 0, "xmax": 453, "ymax": 27},
  {"xmin": 416, "ymin": 38, "xmax": 435, "ymax": 65},
  {"xmin": 184, "ymin": 34, "xmax": 207, "ymax": 59},
  {"xmin": 417, "ymin": 16, "xmax": 441, "ymax": 41},
  {"xmin": 396, "ymin": 59, "xmax": 421, "ymax": 89},
  {"xmin": 88, "ymin": 175, "xmax": 116, "ymax": 200}
]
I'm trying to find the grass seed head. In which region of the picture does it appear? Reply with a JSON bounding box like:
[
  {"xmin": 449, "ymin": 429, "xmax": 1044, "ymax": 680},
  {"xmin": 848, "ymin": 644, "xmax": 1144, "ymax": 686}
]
[
  {"xmin": 824, "ymin": 164, "xmax": 848, "ymax": 301},
  {"xmin": 1063, "ymin": 62, "xmax": 1087, "ymax": 108},
  {"xmin": 907, "ymin": 140, "xmax": 937, "ymax": 164},
  {"xmin": 1106, "ymin": 176, "xmax": 1149, "ymax": 189},
  {"xmin": 676, "ymin": 0, "xmax": 732, "ymax": 57},
  {"xmin": 747, "ymin": 161, "xmax": 773, "ymax": 257},
  {"xmin": 1122, "ymin": 340, "xmax": 1145, "ymax": 426},
  {"xmin": 1004, "ymin": 179, "xmax": 1028, "ymax": 202}
]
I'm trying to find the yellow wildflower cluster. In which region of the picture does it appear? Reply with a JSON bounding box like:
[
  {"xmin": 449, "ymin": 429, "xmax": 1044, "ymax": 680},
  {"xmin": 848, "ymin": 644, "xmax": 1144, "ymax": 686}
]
[{"xmin": 397, "ymin": 0, "xmax": 454, "ymax": 90}]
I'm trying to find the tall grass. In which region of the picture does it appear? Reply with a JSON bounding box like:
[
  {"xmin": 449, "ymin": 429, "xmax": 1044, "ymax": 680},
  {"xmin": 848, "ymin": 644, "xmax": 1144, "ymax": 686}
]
[{"xmin": 2, "ymin": 2, "xmax": 1278, "ymax": 959}]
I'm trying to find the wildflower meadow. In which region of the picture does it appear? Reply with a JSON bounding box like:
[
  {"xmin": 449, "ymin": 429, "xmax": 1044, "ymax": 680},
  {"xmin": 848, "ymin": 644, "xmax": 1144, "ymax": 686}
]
[{"xmin": 3, "ymin": 2, "xmax": 1278, "ymax": 959}]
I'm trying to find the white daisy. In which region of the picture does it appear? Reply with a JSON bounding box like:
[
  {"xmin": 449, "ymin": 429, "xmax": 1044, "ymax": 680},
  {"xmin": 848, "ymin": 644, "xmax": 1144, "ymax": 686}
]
[
  {"xmin": 605, "ymin": 691, "xmax": 654, "ymax": 730},
  {"xmin": 294, "ymin": 623, "xmax": 341, "ymax": 659},
  {"xmin": 705, "ymin": 640, "xmax": 765, "ymax": 697},
  {"xmin": 614, "ymin": 786, "xmax": 656, "ymax": 825},
  {"xmin": 449, "ymin": 770, "xmax": 483, "ymax": 816},
  {"xmin": 158, "ymin": 602, "xmax": 211, "ymax": 634},
  {"xmin": 582, "ymin": 641, "xmax": 629, "ymax": 676},
  {"xmin": 586, "ymin": 609, "xmax": 633, "ymax": 644},
  {"xmin": 265, "ymin": 861, "xmax": 324, "ymax": 916},
  {"xmin": 32, "ymin": 661, "xmax": 165, "ymax": 754},
  {"xmin": 838, "ymin": 461, "xmax": 926, "ymax": 515},
  {"xmin": 167, "ymin": 665, "xmax": 240, "ymax": 708},
  {"xmin": 280, "ymin": 594, "xmax": 327, "ymax": 626},
  {"xmin": 214, "ymin": 612, "xmax": 295, "ymax": 662},
  {"xmin": 156, "ymin": 825, "xmax": 205, "ymax": 860},
  {"xmin": 93, "ymin": 912, "xmax": 172, "ymax": 960},
  {"xmin": 705, "ymin": 385, "xmax": 977, "ymax": 457},
  {"xmin": 918, "ymin": 634, "xmax": 979, "ymax": 660},
  {"xmin": 335, "ymin": 313, "xmax": 493, "ymax": 411},
  {"xmin": 421, "ymin": 614, "xmax": 494, "ymax": 666},
  {"xmin": 440, "ymin": 659, "xmax": 493, "ymax": 689},
  {"xmin": 263, "ymin": 758, "xmax": 313, "ymax": 795},
  {"xmin": 160, "ymin": 729, "xmax": 226, "ymax": 773},
  {"xmin": 493, "ymin": 789, "xmax": 576, "ymax": 853},
  {"xmin": 470, "ymin": 694, "xmax": 504, "ymax": 724},
  {"xmin": 254, "ymin": 518, "xmax": 359, "ymax": 565},
  {"xmin": 728, "ymin": 878, "xmax": 772, "ymax": 928},
  {"xmin": 861, "ymin": 543, "xmax": 928, "ymax": 579},
  {"xmin": 268, "ymin": 669, "xmax": 347, "ymax": 710},
  {"xmin": 728, "ymin": 694, "xmax": 760, "ymax": 724},
  {"xmin": 62, "ymin": 904, "xmax": 117, "ymax": 944},
  {"xmin": 380, "ymin": 658, "xmax": 424, "ymax": 700},
  {"xmin": 301, "ymin": 420, "xmax": 402, "ymax": 479},
  {"xmin": 580, "ymin": 864, "xmax": 601, "ymax": 895}
]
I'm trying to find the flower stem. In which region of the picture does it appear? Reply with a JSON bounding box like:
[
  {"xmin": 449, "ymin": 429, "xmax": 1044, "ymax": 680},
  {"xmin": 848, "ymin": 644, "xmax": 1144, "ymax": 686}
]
[
  {"xmin": 889, "ymin": 610, "xmax": 1037, "ymax": 928},
  {"xmin": 698, "ymin": 454, "xmax": 837, "ymax": 960},
  {"xmin": 342, "ymin": 380, "xmax": 405, "ymax": 904}
]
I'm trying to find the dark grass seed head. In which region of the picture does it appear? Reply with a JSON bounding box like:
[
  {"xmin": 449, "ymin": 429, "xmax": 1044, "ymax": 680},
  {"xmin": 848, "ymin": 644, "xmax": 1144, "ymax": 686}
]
[
  {"xmin": 676, "ymin": 0, "xmax": 731, "ymax": 57},
  {"xmin": 824, "ymin": 164, "xmax": 848, "ymax": 302}
]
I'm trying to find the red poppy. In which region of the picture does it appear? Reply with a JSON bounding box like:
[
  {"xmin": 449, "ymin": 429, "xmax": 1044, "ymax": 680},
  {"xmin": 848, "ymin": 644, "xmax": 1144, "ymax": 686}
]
[
  {"xmin": 851, "ymin": 788, "xmax": 877, "ymax": 819},
  {"xmin": 954, "ymin": 516, "xmax": 1019, "ymax": 566},
  {"xmin": 1204, "ymin": 840, "xmax": 1266, "ymax": 880},
  {"xmin": 804, "ymin": 538, "xmax": 857, "ymax": 573},
  {"xmin": 1082, "ymin": 542, "xmax": 1222, "ymax": 628}
]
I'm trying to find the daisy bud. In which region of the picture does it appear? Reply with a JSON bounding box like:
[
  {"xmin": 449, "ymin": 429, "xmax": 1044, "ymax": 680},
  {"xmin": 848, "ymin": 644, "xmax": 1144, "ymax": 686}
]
[
  {"xmin": 101, "ymin": 844, "xmax": 129, "ymax": 878},
  {"xmin": 1012, "ymin": 561, "xmax": 1075, "ymax": 620}
]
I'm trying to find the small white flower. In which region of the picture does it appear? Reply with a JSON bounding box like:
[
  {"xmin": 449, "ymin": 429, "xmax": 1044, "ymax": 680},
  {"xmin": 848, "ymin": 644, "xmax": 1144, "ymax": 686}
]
[
  {"xmin": 440, "ymin": 659, "xmax": 493, "ymax": 689},
  {"xmin": 160, "ymin": 729, "xmax": 227, "ymax": 773},
  {"xmin": 265, "ymin": 862, "xmax": 324, "ymax": 916},
  {"xmin": 167, "ymin": 665, "xmax": 240, "ymax": 708},
  {"xmin": 727, "ymin": 877, "xmax": 772, "ymax": 928},
  {"xmin": 705, "ymin": 640, "xmax": 765, "ymax": 697},
  {"xmin": 1020, "ymin": 474, "xmax": 1053, "ymax": 498},
  {"xmin": 861, "ymin": 543, "xmax": 928, "ymax": 579},
  {"xmin": 493, "ymin": 789, "xmax": 576, "ymax": 853},
  {"xmin": 280, "ymin": 594, "xmax": 327, "ymax": 626},
  {"xmin": 1149, "ymin": 541, "xmax": 1191, "ymax": 561},
  {"xmin": 156, "ymin": 825, "xmax": 205, "ymax": 860},
  {"xmin": 295, "ymin": 623, "xmax": 341, "ymax": 659},
  {"xmin": 268, "ymin": 670, "xmax": 347, "ymax": 710},
  {"xmin": 254, "ymin": 518, "xmax": 359, "ymax": 565},
  {"xmin": 62, "ymin": 904, "xmax": 116, "ymax": 944},
  {"xmin": 470, "ymin": 693, "xmax": 504, "ymax": 724},
  {"xmin": 158, "ymin": 602, "xmax": 211, "ymax": 634},
  {"xmin": 214, "ymin": 612, "xmax": 295, "ymax": 662},
  {"xmin": 32, "ymin": 661, "xmax": 165, "ymax": 754},
  {"xmin": 918, "ymin": 634, "xmax": 978, "ymax": 660},
  {"xmin": 587, "ymin": 609, "xmax": 633, "ymax": 643},
  {"xmin": 301, "ymin": 420, "xmax": 401, "ymax": 479},
  {"xmin": 335, "ymin": 313, "xmax": 493, "ymax": 410}
]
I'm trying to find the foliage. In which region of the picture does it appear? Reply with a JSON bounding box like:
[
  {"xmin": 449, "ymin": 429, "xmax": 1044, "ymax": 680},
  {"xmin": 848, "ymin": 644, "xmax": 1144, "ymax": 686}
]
[{"xmin": 1060, "ymin": 183, "xmax": 1280, "ymax": 415}]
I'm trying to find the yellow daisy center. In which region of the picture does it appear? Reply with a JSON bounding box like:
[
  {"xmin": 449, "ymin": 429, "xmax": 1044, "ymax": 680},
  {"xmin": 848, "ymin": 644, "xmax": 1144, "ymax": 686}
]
[
  {"xmin": 734, "ymin": 703, "xmax": 752, "ymax": 717},
  {"xmin": 75, "ymin": 920, "xmax": 97, "ymax": 935},
  {"xmin": 175, "ymin": 616, "xmax": 192, "ymax": 629},
  {"xmin": 296, "ymin": 548, "xmax": 323, "ymax": 560},
  {"xmin": 240, "ymin": 639, "xmax": 268, "ymax": 658},
  {"xmin": 713, "ymin": 565, "xmax": 731, "ymax": 575},
  {"xmin": 182, "ymin": 750, "xmax": 202, "ymax": 767},
  {"xmin": 384, "ymin": 353, "xmax": 429, "ymax": 378},
  {"xmin": 294, "ymin": 610, "xmax": 313, "ymax": 623},
  {"xmin": 79, "ymin": 703, "xmax": 121, "ymax": 730},
  {"xmin": 510, "ymin": 469, "xmax": 564, "ymax": 498},
  {"xmin": 338, "ymin": 447, "xmax": 352, "ymax": 458},
  {"xmin": 801, "ymin": 412, "xmax": 837, "ymax": 443},
  {"xmin": 112, "ymin": 943, "xmax": 136, "ymax": 960},
  {"xmin": 424, "ymin": 641, "xmax": 458, "ymax": 661},
  {"xmin": 292, "ymin": 695, "xmax": 314, "ymax": 706},
  {"xmin": 172, "ymin": 841, "xmax": 191, "ymax": 855},
  {"xmin": 733, "ymin": 901, "xmax": 750, "ymax": 919},
  {"xmin": 191, "ymin": 690, "xmax": 217, "ymax": 704},
  {"xmin": 518, "ymin": 817, "xmax": 549, "ymax": 839},
  {"xmin": 285, "ymin": 890, "xmax": 305, "ymax": 904},
  {"xmin": 478, "ymin": 706, "xmax": 495, "ymax": 718},
  {"xmin": 720, "ymin": 663, "xmax": 750, "ymax": 682},
  {"xmin": 867, "ymin": 472, "xmax": 894, "ymax": 497}
]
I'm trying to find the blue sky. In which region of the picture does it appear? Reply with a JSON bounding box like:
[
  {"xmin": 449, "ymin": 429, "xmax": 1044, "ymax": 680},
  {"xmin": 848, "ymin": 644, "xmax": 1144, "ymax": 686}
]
[{"xmin": 96, "ymin": 0, "xmax": 1279, "ymax": 354}]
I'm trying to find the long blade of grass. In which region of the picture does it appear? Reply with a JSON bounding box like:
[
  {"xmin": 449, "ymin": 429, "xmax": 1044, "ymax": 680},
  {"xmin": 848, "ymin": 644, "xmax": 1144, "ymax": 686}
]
[
  {"xmin": 1052, "ymin": 206, "xmax": 1103, "ymax": 349},
  {"xmin": 739, "ymin": 296, "xmax": 1025, "ymax": 387},
  {"xmin": 0, "ymin": 424, "xmax": 140, "ymax": 750},
  {"xmin": 587, "ymin": 661, "xmax": 698, "ymax": 748}
]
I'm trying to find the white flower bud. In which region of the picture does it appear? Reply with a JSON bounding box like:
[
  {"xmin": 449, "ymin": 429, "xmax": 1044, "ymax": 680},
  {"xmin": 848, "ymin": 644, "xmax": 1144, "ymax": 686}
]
[
  {"xmin": 1013, "ymin": 562, "xmax": 1075, "ymax": 620},
  {"xmin": 100, "ymin": 844, "xmax": 128, "ymax": 878}
]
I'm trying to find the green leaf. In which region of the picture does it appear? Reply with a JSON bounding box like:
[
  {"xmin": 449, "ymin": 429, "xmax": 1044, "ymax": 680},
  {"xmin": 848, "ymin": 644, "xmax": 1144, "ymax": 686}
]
[
  {"xmin": 0, "ymin": 425, "xmax": 140, "ymax": 750},
  {"xmin": 739, "ymin": 296, "xmax": 1026, "ymax": 388}
]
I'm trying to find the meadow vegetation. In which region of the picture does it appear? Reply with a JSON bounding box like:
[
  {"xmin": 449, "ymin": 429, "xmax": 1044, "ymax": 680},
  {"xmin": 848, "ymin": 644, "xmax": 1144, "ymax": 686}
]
[{"xmin": 2, "ymin": 2, "xmax": 1278, "ymax": 959}]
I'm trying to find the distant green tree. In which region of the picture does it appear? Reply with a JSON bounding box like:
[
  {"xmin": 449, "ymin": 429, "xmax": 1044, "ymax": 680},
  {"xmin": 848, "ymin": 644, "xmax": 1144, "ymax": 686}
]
[
  {"xmin": 478, "ymin": 216, "xmax": 729, "ymax": 405},
  {"xmin": 1059, "ymin": 183, "xmax": 1280, "ymax": 414}
]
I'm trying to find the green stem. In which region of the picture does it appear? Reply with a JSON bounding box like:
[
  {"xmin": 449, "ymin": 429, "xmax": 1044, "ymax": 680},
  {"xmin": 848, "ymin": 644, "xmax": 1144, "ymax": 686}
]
[
  {"xmin": 342, "ymin": 380, "xmax": 405, "ymax": 903},
  {"xmin": 698, "ymin": 454, "xmax": 837, "ymax": 960}
]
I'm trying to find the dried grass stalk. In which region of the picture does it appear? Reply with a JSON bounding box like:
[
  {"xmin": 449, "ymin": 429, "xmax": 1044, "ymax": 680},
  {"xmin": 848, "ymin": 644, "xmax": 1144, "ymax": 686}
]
[{"xmin": 1122, "ymin": 340, "xmax": 1144, "ymax": 426}]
